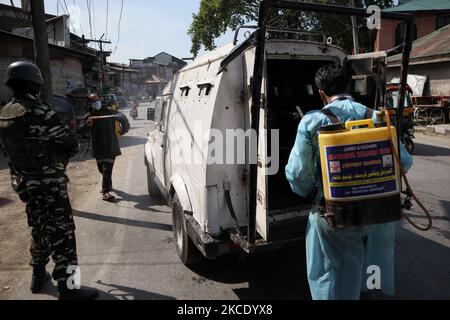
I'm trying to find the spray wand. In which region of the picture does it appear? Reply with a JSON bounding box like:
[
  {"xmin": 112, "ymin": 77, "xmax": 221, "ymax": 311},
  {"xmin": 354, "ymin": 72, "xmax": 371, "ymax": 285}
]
[{"xmin": 384, "ymin": 110, "xmax": 433, "ymax": 231}]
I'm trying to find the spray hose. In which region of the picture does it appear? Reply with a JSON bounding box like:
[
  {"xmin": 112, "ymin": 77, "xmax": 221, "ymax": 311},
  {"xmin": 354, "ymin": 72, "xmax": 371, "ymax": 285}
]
[{"xmin": 385, "ymin": 111, "xmax": 433, "ymax": 232}]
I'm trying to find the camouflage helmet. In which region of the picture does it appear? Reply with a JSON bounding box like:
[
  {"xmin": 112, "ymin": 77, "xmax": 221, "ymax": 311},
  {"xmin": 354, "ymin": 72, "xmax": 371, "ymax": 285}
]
[{"xmin": 5, "ymin": 61, "xmax": 44, "ymax": 87}]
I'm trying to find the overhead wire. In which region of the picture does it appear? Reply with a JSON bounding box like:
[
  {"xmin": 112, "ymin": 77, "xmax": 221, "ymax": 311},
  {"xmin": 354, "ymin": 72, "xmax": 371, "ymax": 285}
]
[
  {"xmin": 92, "ymin": 0, "xmax": 97, "ymax": 46},
  {"xmin": 114, "ymin": 0, "xmax": 124, "ymax": 53},
  {"xmin": 60, "ymin": 0, "xmax": 79, "ymax": 36},
  {"xmin": 87, "ymin": 0, "xmax": 93, "ymax": 39},
  {"xmin": 105, "ymin": 0, "xmax": 109, "ymax": 40},
  {"xmin": 72, "ymin": 0, "xmax": 85, "ymax": 36},
  {"xmin": 62, "ymin": 0, "xmax": 70, "ymax": 14}
]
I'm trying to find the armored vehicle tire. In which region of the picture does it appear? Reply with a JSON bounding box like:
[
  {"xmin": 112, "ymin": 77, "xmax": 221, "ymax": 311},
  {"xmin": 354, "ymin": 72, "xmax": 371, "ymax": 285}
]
[
  {"xmin": 172, "ymin": 194, "xmax": 202, "ymax": 265},
  {"xmin": 146, "ymin": 161, "xmax": 162, "ymax": 200}
]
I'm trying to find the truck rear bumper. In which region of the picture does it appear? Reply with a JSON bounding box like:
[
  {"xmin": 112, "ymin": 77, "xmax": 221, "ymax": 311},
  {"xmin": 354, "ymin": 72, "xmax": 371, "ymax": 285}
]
[{"xmin": 185, "ymin": 214, "xmax": 308, "ymax": 258}]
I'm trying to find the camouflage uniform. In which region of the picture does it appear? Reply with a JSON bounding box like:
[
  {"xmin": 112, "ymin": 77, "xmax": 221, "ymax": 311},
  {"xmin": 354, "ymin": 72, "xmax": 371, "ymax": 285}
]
[{"xmin": 1, "ymin": 93, "xmax": 80, "ymax": 282}]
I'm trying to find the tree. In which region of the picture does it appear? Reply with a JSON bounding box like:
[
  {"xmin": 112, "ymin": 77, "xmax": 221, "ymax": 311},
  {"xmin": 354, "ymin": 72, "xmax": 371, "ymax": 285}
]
[{"xmin": 188, "ymin": 0, "xmax": 394, "ymax": 56}]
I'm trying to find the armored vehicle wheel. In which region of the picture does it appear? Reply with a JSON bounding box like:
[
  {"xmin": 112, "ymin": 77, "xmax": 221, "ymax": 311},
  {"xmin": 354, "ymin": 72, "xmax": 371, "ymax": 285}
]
[
  {"xmin": 146, "ymin": 161, "xmax": 162, "ymax": 200},
  {"xmin": 172, "ymin": 194, "xmax": 202, "ymax": 265}
]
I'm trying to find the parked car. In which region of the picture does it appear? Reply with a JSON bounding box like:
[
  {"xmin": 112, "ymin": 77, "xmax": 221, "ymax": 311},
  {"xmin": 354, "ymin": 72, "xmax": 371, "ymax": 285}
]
[{"xmin": 52, "ymin": 95, "xmax": 77, "ymax": 131}]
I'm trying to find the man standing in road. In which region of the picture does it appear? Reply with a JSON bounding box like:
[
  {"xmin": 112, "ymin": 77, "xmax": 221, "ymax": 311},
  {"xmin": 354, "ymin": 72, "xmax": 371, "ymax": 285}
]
[
  {"xmin": 0, "ymin": 61, "xmax": 98, "ymax": 300},
  {"xmin": 84, "ymin": 94, "xmax": 130, "ymax": 202},
  {"xmin": 286, "ymin": 64, "xmax": 413, "ymax": 300}
]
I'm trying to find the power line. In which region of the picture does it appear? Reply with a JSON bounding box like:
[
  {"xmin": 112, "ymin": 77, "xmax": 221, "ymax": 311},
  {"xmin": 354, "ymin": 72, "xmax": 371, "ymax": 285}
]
[
  {"xmin": 59, "ymin": 0, "xmax": 79, "ymax": 36},
  {"xmin": 72, "ymin": 0, "xmax": 84, "ymax": 36},
  {"xmin": 105, "ymin": 0, "xmax": 109, "ymax": 40},
  {"xmin": 114, "ymin": 0, "xmax": 124, "ymax": 53},
  {"xmin": 86, "ymin": 0, "xmax": 93, "ymax": 39},
  {"xmin": 57, "ymin": 0, "xmax": 68, "ymax": 15},
  {"xmin": 92, "ymin": 0, "xmax": 97, "ymax": 46},
  {"xmin": 62, "ymin": 0, "xmax": 70, "ymax": 14}
]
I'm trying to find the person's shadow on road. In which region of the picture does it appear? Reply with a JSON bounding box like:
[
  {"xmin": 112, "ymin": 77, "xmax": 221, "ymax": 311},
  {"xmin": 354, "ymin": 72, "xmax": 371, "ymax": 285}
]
[
  {"xmin": 35, "ymin": 279, "xmax": 175, "ymax": 300},
  {"xmin": 188, "ymin": 246, "xmax": 312, "ymax": 300},
  {"xmin": 113, "ymin": 189, "xmax": 168, "ymax": 213},
  {"xmin": 95, "ymin": 280, "xmax": 176, "ymax": 300}
]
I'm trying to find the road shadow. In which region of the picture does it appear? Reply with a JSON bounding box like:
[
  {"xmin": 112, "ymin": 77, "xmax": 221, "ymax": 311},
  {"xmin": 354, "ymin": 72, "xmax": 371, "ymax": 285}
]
[
  {"xmin": 0, "ymin": 153, "xmax": 9, "ymax": 171},
  {"xmin": 441, "ymin": 200, "xmax": 450, "ymax": 219},
  {"xmin": 0, "ymin": 197, "xmax": 14, "ymax": 208},
  {"xmin": 73, "ymin": 209, "xmax": 172, "ymax": 232},
  {"xmin": 95, "ymin": 280, "xmax": 176, "ymax": 300},
  {"xmin": 113, "ymin": 189, "xmax": 168, "ymax": 212},
  {"xmin": 414, "ymin": 143, "xmax": 450, "ymax": 157},
  {"xmin": 395, "ymin": 225, "xmax": 450, "ymax": 300},
  {"xmin": 189, "ymin": 245, "xmax": 311, "ymax": 300},
  {"xmin": 31, "ymin": 280, "xmax": 174, "ymax": 301},
  {"xmin": 119, "ymin": 136, "xmax": 148, "ymax": 149}
]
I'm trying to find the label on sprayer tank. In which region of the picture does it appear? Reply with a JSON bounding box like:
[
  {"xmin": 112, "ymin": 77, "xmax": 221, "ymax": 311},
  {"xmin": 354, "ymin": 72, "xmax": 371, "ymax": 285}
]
[{"xmin": 324, "ymin": 140, "xmax": 399, "ymax": 200}]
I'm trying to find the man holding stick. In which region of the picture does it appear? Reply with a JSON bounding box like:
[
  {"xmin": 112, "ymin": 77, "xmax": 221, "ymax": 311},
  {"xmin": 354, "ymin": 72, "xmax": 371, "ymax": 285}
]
[{"xmin": 83, "ymin": 94, "xmax": 130, "ymax": 202}]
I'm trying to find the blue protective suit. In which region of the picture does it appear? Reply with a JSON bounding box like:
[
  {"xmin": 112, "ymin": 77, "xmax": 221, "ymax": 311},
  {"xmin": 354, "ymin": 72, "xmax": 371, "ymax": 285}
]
[{"xmin": 285, "ymin": 98, "xmax": 413, "ymax": 300}]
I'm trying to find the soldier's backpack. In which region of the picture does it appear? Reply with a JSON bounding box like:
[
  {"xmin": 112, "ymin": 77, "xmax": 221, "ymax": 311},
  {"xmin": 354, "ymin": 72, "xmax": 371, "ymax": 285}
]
[{"xmin": 0, "ymin": 101, "xmax": 49, "ymax": 170}]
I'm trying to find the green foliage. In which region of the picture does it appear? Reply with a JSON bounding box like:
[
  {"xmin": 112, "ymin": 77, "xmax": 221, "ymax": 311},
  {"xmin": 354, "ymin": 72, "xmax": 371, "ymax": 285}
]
[{"xmin": 188, "ymin": 0, "xmax": 394, "ymax": 56}]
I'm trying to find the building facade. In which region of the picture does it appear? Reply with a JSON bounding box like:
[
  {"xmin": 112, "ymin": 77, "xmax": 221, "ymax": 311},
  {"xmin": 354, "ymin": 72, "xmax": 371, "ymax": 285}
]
[
  {"xmin": 0, "ymin": 3, "xmax": 103, "ymax": 104},
  {"xmin": 128, "ymin": 52, "xmax": 187, "ymax": 98},
  {"xmin": 375, "ymin": 0, "xmax": 450, "ymax": 51},
  {"xmin": 387, "ymin": 24, "xmax": 450, "ymax": 97}
]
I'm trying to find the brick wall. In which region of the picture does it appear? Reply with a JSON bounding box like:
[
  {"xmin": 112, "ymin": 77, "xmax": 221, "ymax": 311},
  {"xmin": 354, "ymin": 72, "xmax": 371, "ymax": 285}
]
[{"xmin": 375, "ymin": 13, "xmax": 440, "ymax": 51}]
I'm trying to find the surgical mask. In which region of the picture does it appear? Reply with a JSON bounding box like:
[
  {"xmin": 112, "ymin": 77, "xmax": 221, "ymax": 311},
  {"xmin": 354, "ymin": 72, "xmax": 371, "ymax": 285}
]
[{"xmin": 92, "ymin": 101, "xmax": 102, "ymax": 111}]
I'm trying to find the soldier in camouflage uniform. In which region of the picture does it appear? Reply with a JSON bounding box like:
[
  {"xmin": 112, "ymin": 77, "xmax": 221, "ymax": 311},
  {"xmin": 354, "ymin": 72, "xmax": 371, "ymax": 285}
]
[{"xmin": 0, "ymin": 61, "xmax": 98, "ymax": 300}]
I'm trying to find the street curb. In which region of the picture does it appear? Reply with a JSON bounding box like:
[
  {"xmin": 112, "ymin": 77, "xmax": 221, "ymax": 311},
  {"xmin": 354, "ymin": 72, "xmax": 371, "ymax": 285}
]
[{"xmin": 415, "ymin": 126, "xmax": 450, "ymax": 138}]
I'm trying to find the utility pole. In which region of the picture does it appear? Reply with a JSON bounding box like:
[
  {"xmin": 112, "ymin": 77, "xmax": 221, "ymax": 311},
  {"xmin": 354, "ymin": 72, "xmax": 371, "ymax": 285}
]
[
  {"xmin": 122, "ymin": 63, "xmax": 125, "ymax": 90},
  {"xmin": 350, "ymin": 0, "xmax": 360, "ymax": 54},
  {"xmin": 29, "ymin": 0, "xmax": 53, "ymax": 104},
  {"xmin": 80, "ymin": 35, "xmax": 112, "ymax": 95}
]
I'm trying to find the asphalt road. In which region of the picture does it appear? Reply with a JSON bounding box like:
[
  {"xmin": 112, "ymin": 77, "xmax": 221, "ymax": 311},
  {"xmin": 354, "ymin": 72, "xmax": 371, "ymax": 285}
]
[{"xmin": 2, "ymin": 106, "xmax": 450, "ymax": 300}]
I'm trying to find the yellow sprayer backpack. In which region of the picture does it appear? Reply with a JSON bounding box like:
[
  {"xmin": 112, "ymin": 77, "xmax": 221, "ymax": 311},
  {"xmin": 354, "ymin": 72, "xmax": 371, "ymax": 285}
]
[{"xmin": 318, "ymin": 109, "xmax": 402, "ymax": 228}]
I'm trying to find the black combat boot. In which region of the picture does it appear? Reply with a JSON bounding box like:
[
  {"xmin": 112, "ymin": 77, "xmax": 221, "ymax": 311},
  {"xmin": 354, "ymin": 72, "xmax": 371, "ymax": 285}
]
[
  {"xmin": 57, "ymin": 281, "xmax": 99, "ymax": 300},
  {"xmin": 30, "ymin": 266, "xmax": 51, "ymax": 294}
]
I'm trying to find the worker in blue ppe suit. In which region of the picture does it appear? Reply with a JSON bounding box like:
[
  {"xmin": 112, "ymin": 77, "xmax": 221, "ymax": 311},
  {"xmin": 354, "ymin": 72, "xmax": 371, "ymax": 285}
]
[{"xmin": 286, "ymin": 64, "xmax": 413, "ymax": 300}]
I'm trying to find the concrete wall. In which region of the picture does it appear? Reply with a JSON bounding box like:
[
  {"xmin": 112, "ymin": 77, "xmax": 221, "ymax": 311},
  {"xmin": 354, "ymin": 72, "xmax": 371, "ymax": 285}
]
[
  {"xmin": 1, "ymin": 55, "xmax": 86, "ymax": 103},
  {"xmin": 388, "ymin": 61, "xmax": 450, "ymax": 96},
  {"xmin": 0, "ymin": 56, "xmax": 24, "ymax": 104},
  {"xmin": 51, "ymin": 57, "xmax": 85, "ymax": 96},
  {"xmin": 13, "ymin": 16, "xmax": 71, "ymax": 48}
]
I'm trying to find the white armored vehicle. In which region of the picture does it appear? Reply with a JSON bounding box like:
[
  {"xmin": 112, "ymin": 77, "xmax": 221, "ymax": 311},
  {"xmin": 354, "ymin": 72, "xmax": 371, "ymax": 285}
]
[{"xmin": 144, "ymin": 1, "xmax": 414, "ymax": 264}]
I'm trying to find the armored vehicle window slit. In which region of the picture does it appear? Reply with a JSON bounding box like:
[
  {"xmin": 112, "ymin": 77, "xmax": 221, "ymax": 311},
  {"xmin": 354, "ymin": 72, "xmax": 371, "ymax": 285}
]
[
  {"xmin": 197, "ymin": 84, "xmax": 213, "ymax": 97},
  {"xmin": 180, "ymin": 86, "xmax": 191, "ymax": 97}
]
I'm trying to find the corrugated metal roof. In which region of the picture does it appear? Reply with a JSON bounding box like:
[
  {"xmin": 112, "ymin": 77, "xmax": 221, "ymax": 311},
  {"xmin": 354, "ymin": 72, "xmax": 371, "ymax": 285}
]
[
  {"xmin": 389, "ymin": 24, "xmax": 450, "ymax": 65},
  {"xmin": 384, "ymin": 0, "xmax": 450, "ymax": 12}
]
